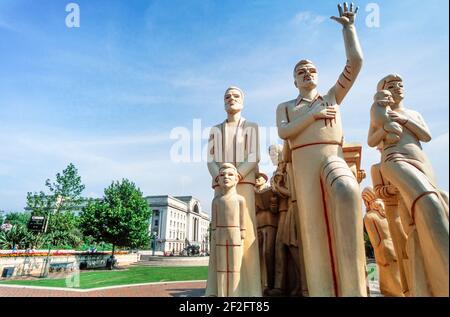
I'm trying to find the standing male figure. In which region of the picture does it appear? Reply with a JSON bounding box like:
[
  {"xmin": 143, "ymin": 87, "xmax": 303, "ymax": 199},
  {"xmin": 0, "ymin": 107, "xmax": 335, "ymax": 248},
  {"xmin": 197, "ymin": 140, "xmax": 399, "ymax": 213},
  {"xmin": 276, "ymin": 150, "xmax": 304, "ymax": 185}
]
[
  {"xmin": 206, "ymin": 86, "xmax": 262, "ymax": 297},
  {"xmin": 276, "ymin": 3, "xmax": 366, "ymax": 296}
]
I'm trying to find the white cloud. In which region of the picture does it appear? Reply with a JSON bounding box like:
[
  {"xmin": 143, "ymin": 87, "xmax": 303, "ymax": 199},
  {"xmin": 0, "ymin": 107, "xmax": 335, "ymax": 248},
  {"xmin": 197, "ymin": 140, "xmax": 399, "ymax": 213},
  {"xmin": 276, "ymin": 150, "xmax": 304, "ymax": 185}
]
[{"xmin": 292, "ymin": 11, "xmax": 327, "ymax": 26}]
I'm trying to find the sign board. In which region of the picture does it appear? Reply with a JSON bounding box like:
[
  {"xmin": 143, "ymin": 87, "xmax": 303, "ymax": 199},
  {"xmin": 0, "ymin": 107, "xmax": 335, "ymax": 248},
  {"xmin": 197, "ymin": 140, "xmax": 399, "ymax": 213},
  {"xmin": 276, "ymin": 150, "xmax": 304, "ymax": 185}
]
[{"xmin": 28, "ymin": 216, "xmax": 48, "ymax": 233}]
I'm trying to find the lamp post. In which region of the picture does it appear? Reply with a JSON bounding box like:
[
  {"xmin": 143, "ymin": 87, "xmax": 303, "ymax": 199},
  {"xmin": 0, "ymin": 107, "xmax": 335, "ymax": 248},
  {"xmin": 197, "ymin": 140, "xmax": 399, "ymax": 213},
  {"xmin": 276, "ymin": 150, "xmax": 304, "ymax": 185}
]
[{"xmin": 151, "ymin": 232, "xmax": 157, "ymax": 256}]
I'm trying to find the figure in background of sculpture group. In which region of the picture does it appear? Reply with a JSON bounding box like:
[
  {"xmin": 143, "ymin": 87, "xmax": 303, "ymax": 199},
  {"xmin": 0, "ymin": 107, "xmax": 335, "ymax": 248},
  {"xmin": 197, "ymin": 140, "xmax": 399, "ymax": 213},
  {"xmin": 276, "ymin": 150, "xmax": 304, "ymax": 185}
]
[
  {"xmin": 362, "ymin": 187, "xmax": 403, "ymax": 297},
  {"xmin": 368, "ymin": 74, "xmax": 449, "ymax": 296},
  {"xmin": 276, "ymin": 3, "xmax": 366, "ymax": 296},
  {"xmin": 209, "ymin": 163, "xmax": 247, "ymax": 297},
  {"xmin": 371, "ymin": 146, "xmax": 410, "ymax": 296},
  {"xmin": 266, "ymin": 144, "xmax": 307, "ymax": 297},
  {"xmin": 254, "ymin": 172, "xmax": 278, "ymax": 295},
  {"xmin": 207, "ymin": 86, "xmax": 262, "ymax": 297}
]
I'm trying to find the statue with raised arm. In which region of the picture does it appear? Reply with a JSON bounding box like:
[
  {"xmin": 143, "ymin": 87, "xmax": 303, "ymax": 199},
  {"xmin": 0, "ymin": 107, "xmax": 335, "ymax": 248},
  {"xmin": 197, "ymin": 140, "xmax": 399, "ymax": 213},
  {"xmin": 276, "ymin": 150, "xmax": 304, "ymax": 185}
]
[
  {"xmin": 368, "ymin": 74, "xmax": 449, "ymax": 297},
  {"xmin": 206, "ymin": 86, "xmax": 262, "ymax": 297},
  {"xmin": 209, "ymin": 163, "xmax": 247, "ymax": 297},
  {"xmin": 362, "ymin": 187, "xmax": 404, "ymax": 297},
  {"xmin": 276, "ymin": 3, "xmax": 366, "ymax": 296}
]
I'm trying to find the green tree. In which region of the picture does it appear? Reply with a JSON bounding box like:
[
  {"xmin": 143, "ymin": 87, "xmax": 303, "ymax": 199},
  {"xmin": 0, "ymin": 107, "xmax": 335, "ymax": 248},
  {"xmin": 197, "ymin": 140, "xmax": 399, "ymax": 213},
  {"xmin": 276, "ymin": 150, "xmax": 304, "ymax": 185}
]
[
  {"xmin": 0, "ymin": 212, "xmax": 47, "ymax": 250},
  {"xmin": 80, "ymin": 179, "xmax": 151, "ymax": 264},
  {"xmin": 0, "ymin": 224, "xmax": 28, "ymax": 250},
  {"xmin": 26, "ymin": 163, "xmax": 85, "ymax": 249},
  {"xmin": 5, "ymin": 211, "xmax": 32, "ymax": 227}
]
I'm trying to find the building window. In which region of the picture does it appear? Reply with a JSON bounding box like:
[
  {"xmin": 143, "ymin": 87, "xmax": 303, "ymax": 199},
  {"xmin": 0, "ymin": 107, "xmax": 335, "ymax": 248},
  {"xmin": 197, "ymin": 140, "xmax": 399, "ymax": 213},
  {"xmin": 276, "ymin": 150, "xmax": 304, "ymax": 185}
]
[{"xmin": 154, "ymin": 220, "xmax": 159, "ymax": 226}]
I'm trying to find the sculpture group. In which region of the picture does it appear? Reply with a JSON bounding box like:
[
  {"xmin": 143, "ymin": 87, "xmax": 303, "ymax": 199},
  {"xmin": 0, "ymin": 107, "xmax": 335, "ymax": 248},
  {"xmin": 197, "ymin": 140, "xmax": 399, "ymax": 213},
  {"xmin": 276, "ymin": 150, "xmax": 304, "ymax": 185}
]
[{"xmin": 205, "ymin": 2, "xmax": 449, "ymax": 297}]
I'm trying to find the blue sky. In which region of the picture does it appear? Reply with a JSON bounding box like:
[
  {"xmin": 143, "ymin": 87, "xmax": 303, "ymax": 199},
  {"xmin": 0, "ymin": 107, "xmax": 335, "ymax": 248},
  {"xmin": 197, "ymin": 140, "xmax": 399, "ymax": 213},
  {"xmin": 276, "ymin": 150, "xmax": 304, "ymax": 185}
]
[{"xmin": 0, "ymin": 0, "xmax": 448, "ymax": 213}]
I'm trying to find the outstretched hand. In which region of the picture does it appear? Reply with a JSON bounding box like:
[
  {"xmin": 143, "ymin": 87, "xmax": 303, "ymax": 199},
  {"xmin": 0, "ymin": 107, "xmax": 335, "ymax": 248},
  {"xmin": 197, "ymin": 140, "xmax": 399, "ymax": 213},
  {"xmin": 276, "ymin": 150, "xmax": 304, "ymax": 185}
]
[{"xmin": 331, "ymin": 2, "xmax": 358, "ymax": 27}]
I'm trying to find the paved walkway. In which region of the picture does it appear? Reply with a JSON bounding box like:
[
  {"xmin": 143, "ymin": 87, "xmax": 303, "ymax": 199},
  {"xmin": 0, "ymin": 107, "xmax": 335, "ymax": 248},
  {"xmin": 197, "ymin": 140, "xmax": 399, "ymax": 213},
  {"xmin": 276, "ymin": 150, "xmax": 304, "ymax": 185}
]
[
  {"xmin": 0, "ymin": 280, "xmax": 383, "ymax": 297},
  {"xmin": 0, "ymin": 281, "xmax": 207, "ymax": 297}
]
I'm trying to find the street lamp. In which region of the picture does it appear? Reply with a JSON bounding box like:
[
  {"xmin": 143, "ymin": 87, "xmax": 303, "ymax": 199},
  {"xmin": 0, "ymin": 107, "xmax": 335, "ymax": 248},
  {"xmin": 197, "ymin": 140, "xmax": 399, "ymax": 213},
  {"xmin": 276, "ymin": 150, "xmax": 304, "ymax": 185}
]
[{"xmin": 151, "ymin": 232, "xmax": 157, "ymax": 256}]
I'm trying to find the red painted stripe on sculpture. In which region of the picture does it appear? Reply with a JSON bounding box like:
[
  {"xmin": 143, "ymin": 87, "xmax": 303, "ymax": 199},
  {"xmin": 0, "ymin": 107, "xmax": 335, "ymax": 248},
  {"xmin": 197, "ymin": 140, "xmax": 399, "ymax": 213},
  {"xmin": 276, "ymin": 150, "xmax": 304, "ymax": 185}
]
[{"xmin": 292, "ymin": 141, "xmax": 343, "ymax": 152}]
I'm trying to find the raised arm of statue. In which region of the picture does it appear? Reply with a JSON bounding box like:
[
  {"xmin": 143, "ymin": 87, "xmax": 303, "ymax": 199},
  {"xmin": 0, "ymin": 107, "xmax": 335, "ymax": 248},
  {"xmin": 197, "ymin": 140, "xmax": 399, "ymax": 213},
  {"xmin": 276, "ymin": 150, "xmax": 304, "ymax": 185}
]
[
  {"xmin": 276, "ymin": 103, "xmax": 316, "ymax": 140},
  {"xmin": 388, "ymin": 110, "xmax": 432, "ymax": 142},
  {"xmin": 329, "ymin": 3, "xmax": 363, "ymax": 105},
  {"xmin": 236, "ymin": 123, "xmax": 260, "ymax": 179}
]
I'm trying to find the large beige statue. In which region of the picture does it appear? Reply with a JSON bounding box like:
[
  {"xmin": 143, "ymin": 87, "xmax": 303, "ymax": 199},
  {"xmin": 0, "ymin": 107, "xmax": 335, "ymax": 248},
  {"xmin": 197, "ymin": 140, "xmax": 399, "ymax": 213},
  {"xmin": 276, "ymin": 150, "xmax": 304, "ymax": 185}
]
[
  {"xmin": 207, "ymin": 86, "xmax": 262, "ymax": 297},
  {"xmin": 362, "ymin": 187, "xmax": 404, "ymax": 297},
  {"xmin": 276, "ymin": 3, "xmax": 366, "ymax": 296},
  {"xmin": 268, "ymin": 144, "xmax": 307, "ymax": 297},
  {"xmin": 209, "ymin": 163, "xmax": 247, "ymax": 297},
  {"xmin": 368, "ymin": 74, "xmax": 449, "ymax": 296},
  {"xmin": 254, "ymin": 172, "xmax": 278, "ymax": 294},
  {"xmin": 371, "ymin": 147, "xmax": 410, "ymax": 296}
]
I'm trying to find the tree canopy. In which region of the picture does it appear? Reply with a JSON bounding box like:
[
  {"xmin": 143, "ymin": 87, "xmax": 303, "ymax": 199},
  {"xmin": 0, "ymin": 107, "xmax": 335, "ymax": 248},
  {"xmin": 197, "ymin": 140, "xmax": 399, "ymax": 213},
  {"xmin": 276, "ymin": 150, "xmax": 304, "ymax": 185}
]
[{"xmin": 80, "ymin": 179, "xmax": 151, "ymax": 256}]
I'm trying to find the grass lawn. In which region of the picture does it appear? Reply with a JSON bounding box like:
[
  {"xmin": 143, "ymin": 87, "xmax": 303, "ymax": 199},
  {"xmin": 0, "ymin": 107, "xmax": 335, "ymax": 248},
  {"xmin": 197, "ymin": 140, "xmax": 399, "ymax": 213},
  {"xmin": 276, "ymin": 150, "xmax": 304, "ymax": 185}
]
[{"xmin": 0, "ymin": 266, "xmax": 208, "ymax": 290}]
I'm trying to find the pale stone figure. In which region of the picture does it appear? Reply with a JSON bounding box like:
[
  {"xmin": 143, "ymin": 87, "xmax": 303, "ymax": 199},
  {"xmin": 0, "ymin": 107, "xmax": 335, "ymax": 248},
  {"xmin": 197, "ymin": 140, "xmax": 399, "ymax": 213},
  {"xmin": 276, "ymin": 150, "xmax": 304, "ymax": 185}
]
[
  {"xmin": 254, "ymin": 172, "xmax": 278, "ymax": 295},
  {"xmin": 276, "ymin": 3, "xmax": 366, "ymax": 296},
  {"xmin": 371, "ymin": 147, "xmax": 410, "ymax": 296},
  {"xmin": 206, "ymin": 86, "xmax": 262, "ymax": 297},
  {"xmin": 370, "ymin": 90, "xmax": 402, "ymax": 144},
  {"xmin": 209, "ymin": 163, "xmax": 247, "ymax": 297},
  {"xmin": 362, "ymin": 187, "xmax": 404, "ymax": 297},
  {"xmin": 368, "ymin": 74, "xmax": 449, "ymax": 296},
  {"xmin": 269, "ymin": 143, "xmax": 308, "ymax": 297}
]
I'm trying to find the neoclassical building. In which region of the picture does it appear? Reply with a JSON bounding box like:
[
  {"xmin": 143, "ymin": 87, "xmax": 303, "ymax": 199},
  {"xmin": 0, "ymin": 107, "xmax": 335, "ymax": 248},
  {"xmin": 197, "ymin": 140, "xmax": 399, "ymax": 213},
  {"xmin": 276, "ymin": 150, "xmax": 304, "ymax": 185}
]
[{"xmin": 146, "ymin": 196, "xmax": 211, "ymax": 254}]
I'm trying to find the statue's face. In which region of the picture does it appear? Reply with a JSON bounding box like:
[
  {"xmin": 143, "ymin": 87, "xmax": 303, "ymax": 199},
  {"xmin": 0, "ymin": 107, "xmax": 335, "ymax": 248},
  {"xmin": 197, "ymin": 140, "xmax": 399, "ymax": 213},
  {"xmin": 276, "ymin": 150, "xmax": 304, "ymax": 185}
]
[
  {"xmin": 385, "ymin": 80, "xmax": 404, "ymax": 103},
  {"xmin": 224, "ymin": 89, "xmax": 244, "ymax": 114},
  {"xmin": 255, "ymin": 175, "xmax": 267, "ymax": 188},
  {"xmin": 294, "ymin": 64, "xmax": 318, "ymax": 90},
  {"xmin": 371, "ymin": 199, "xmax": 385, "ymax": 214},
  {"xmin": 219, "ymin": 168, "xmax": 238, "ymax": 189},
  {"xmin": 377, "ymin": 91, "xmax": 394, "ymax": 107},
  {"xmin": 268, "ymin": 146, "xmax": 279, "ymax": 166}
]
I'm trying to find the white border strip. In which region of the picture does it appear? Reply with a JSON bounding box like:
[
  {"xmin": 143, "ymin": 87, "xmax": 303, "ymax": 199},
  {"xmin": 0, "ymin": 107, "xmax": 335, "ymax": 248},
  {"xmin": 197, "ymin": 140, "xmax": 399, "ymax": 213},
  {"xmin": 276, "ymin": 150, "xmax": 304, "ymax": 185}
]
[{"xmin": 0, "ymin": 280, "xmax": 207, "ymax": 293}]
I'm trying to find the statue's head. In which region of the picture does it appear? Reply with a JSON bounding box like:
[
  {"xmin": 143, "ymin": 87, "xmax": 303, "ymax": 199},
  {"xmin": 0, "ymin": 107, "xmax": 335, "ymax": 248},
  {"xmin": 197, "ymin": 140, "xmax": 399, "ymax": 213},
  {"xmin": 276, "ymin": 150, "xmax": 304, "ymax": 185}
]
[
  {"xmin": 377, "ymin": 74, "xmax": 404, "ymax": 103},
  {"xmin": 293, "ymin": 59, "xmax": 318, "ymax": 90},
  {"xmin": 224, "ymin": 86, "xmax": 244, "ymax": 115},
  {"xmin": 374, "ymin": 90, "xmax": 394, "ymax": 107},
  {"xmin": 268, "ymin": 144, "xmax": 284, "ymax": 166},
  {"xmin": 362, "ymin": 186, "xmax": 377, "ymax": 210},
  {"xmin": 255, "ymin": 172, "xmax": 268, "ymax": 188},
  {"xmin": 218, "ymin": 163, "xmax": 239, "ymax": 189}
]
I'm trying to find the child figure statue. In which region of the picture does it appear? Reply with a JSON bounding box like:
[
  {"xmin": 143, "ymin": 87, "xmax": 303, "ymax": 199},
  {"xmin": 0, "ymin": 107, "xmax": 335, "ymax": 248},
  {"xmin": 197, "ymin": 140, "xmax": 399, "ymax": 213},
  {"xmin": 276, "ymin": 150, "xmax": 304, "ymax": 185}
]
[
  {"xmin": 208, "ymin": 163, "xmax": 247, "ymax": 297},
  {"xmin": 369, "ymin": 90, "xmax": 403, "ymax": 146}
]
